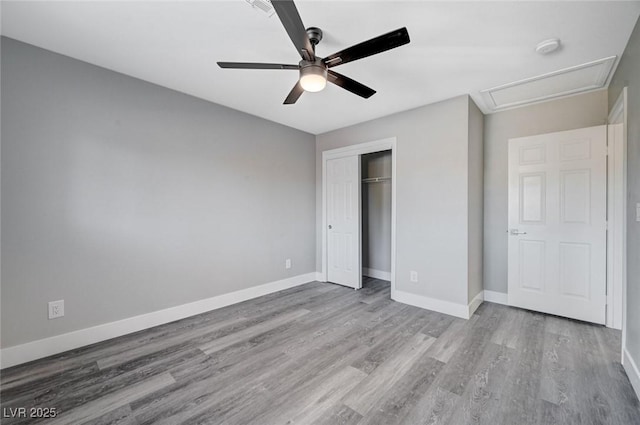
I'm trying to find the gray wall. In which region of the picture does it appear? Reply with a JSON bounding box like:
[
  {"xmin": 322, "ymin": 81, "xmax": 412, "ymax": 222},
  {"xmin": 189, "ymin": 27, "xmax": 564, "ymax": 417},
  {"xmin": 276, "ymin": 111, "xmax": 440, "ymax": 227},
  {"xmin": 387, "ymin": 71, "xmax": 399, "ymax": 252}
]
[
  {"xmin": 0, "ymin": 38, "xmax": 316, "ymax": 348},
  {"xmin": 361, "ymin": 151, "xmax": 391, "ymax": 274},
  {"xmin": 483, "ymin": 90, "xmax": 608, "ymax": 294},
  {"xmin": 317, "ymin": 95, "xmax": 475, "ymax": 305},
  {"xmin": 609, "ymin": 18, "xmax": 640, "ymax": 377},
  {"xmin": 468, "ymin": 100, "xmax": 484, "ymax": 301}
]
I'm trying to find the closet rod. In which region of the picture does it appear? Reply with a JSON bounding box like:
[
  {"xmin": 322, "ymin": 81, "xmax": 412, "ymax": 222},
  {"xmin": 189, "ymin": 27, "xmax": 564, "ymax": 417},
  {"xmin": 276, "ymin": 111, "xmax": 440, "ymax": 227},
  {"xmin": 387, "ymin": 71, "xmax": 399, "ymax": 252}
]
[{"xmin": 362, "ymin": 176, "xmax": 391, "ymax": 183}]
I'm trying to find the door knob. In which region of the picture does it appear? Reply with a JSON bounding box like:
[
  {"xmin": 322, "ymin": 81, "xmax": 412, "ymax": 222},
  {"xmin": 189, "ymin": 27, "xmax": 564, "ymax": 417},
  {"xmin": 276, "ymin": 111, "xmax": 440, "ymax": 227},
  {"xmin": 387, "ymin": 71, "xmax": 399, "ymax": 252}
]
[
  {"xmin": 508, "ymin": 229, "xmax": 527, "ymax": 235},
  {"xmin": 328, "ymin": 225, "xmax": 332, "ymax": 229}
]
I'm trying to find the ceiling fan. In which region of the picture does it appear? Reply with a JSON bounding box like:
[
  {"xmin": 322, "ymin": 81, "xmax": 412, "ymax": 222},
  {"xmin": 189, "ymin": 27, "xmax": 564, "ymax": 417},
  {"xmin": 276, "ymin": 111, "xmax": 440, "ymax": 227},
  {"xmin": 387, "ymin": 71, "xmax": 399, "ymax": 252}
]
[{"xmin": 217, "ymin": 0, "xmax": 410, "ymax": 104}]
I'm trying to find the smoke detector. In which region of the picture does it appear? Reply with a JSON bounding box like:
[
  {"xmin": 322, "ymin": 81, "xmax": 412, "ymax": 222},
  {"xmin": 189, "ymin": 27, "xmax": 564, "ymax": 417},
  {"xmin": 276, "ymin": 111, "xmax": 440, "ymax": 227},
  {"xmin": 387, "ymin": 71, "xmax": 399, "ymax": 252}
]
[
  {"xmin": 246, "ymin": 0, "xmax": 275, "ymax": 17},
  {"xmin": 536, "ymin": 38, "xmax": 561, "ymax": 55}
]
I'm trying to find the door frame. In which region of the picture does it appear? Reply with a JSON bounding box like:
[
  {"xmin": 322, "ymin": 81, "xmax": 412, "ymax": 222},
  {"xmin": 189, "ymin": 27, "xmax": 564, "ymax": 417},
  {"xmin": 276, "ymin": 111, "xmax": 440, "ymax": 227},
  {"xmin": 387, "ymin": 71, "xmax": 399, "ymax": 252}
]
[
  {"xmin": 321, "ymin": 137, "xmax": 397, "ymax": 296},
  {"xmin": 607, "ymin": 87, "xmax": 628, "ymax": 335}
]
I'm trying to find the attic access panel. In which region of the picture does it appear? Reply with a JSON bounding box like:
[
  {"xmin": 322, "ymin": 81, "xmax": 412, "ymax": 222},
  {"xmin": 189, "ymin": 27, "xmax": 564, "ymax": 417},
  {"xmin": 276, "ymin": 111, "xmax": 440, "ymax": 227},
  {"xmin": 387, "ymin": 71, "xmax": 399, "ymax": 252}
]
[{"xmin": 481, "ymin": 56, "xmax": 616, "ymax": 111}]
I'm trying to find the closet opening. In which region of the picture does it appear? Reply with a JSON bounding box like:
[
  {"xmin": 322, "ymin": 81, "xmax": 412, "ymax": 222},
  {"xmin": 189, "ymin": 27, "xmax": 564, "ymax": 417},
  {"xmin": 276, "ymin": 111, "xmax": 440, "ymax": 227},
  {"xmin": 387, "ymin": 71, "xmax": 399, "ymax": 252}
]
[
  {"xmin": 361, "ymin": 150, "xmax": 392, "ymax": 297},
  {"xmin": 321, "ymin": 137, "xmax": 396, "ymax": 296}
]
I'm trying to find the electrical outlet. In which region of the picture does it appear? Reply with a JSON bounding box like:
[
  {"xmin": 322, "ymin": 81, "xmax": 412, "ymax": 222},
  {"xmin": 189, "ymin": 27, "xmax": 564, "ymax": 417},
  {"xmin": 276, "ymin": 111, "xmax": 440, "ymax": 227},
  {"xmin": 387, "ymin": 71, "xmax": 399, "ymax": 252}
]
[
  {"xmin": 410, "ymin": 271, "xmax": 418, "ymax": 283},
  {"xmin": 285, "ymin": 258, "xmax": 292, "ymax": 269},
  {"xmin": 48, "ymin": 300, "xmax": 64, "ymax": 319}
]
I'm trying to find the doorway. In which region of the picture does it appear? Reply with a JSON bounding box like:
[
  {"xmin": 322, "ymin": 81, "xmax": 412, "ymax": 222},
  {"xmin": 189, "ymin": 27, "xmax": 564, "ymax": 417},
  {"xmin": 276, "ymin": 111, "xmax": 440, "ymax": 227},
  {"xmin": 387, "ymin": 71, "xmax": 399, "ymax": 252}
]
[{"xmin": 321, "ymin": 138, "xmax": 397, "ymax": 295}]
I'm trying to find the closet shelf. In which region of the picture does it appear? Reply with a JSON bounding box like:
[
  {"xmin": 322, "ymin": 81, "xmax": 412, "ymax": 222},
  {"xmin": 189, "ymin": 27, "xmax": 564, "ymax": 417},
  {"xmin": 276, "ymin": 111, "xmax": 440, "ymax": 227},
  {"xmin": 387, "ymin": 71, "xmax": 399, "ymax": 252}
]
[{"xmin": 362, "ymin": 176, "xmax": 391, "ymax": 183}]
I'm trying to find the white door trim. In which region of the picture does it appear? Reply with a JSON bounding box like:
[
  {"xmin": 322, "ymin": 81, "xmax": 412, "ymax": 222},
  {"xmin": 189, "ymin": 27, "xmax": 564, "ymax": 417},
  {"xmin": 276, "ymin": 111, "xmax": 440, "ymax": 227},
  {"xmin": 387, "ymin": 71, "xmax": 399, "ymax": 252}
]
[
  {"xmin": 321, "ymin": 137, "xmax": 397, "ymax": 297},
  {"xmin": 608, "ymin": 87, "xmax": 628, "ymax": 350},
  {"xmin": 606, "ymin": 122, "xmax": 625, "ymax": 329}
]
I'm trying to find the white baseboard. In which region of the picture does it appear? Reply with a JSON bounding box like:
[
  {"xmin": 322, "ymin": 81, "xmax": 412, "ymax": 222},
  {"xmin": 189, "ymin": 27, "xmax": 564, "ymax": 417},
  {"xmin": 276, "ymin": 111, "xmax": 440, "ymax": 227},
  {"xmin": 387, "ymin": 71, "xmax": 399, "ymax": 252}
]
[
  {"xmin": 315, "ymin": 272, "xmax": 326, "ymax": 282},
  {"xmin": 468, "ymin": 291, "xmax": 484, "ymax": 317},
  {"xmin": 623, "ymin": 347, "xmax": 640, "ymax": 400},
  {"xmin": 362, "ymin": 268, "xmax": 391, "ymax": 281},
  {"xmin": 0, "ymin": 272, "xmax": 316, "ymax": 369},
  {"xmin": 392, "ymin": 290, "xmax": 469, "ymax": 319},
  {"xmin": 483, "ymin": 290, "xmax": 508, "ymax": 305}
]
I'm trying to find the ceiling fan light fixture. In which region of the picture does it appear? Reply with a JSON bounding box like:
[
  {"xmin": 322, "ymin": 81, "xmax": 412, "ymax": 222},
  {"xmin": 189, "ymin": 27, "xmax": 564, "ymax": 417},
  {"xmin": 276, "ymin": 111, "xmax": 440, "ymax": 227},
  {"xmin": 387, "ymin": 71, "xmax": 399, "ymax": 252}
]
[{"xmin": 299, "ymin": 64, "xmax": 327, "ymax": 92}]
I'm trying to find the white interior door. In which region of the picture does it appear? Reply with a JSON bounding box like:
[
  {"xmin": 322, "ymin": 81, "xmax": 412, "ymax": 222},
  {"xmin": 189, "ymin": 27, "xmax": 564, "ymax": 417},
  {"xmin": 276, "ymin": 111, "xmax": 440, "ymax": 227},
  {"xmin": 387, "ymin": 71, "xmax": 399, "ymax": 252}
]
[
  {"xmin": 327, "ymin": 156, "xmax": 361, "ymax": 289},
  {"xmin": 508, "ymin": 125, "xmax": 607, "ymax": 324}
]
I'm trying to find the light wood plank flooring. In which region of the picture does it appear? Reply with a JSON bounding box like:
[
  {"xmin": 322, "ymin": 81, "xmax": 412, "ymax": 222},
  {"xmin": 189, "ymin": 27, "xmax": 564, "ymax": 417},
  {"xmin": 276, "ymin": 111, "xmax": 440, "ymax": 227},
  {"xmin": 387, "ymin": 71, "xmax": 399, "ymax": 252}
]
[{"xmin": 1, "ymin": 278, "xmax": 639, "ymax": 424}]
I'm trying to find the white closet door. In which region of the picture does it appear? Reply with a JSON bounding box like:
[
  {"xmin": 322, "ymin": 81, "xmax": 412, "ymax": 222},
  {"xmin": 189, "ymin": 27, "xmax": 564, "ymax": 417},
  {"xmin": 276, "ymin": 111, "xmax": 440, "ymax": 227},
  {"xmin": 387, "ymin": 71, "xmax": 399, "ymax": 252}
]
[
  {"xmin": 507, "ymin": 125, "xmax": 607, "ymax": 324},
  {"xmin": 327, "ymin": 156, "xmax": 361, "ymax": 289}
]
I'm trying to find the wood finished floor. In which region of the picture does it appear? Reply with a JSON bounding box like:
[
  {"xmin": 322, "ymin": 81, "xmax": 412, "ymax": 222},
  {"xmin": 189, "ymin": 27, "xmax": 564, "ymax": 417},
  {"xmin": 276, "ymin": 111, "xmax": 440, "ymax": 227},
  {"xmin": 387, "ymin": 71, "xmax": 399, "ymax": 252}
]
[{"xmin": 1, "ymin": 278, "xmax": 639, "ymax": 425}]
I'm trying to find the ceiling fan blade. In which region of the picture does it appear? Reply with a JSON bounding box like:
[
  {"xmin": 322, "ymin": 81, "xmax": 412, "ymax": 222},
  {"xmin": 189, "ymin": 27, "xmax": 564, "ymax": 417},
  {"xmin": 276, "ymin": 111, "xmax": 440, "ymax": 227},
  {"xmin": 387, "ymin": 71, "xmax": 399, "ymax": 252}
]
[
  {"xmin": 327, "ymin": 70, "xmax": 376, "ymax": 99},
  {"xmin": 322, "ymin": 27, "xmax": 410, "ymax": 68},
  {"xmin": 217, "ymin": 62, "xmax": 299, "ymax": 70},
  {"xmin": 271, "ymin": 0, "xmax": 316, "ymax": 60},
  {"xmin": 284, "ymin": 81, "xmax": 304, "ymax": 104}
]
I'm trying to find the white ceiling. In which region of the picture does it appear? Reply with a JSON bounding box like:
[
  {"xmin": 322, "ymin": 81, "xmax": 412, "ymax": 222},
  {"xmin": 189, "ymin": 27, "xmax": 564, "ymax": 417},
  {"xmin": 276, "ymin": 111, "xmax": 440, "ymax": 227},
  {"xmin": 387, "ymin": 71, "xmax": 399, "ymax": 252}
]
[{"xmin": 2, "ymin": 1, "xmax": 639, "ymax": 134}]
